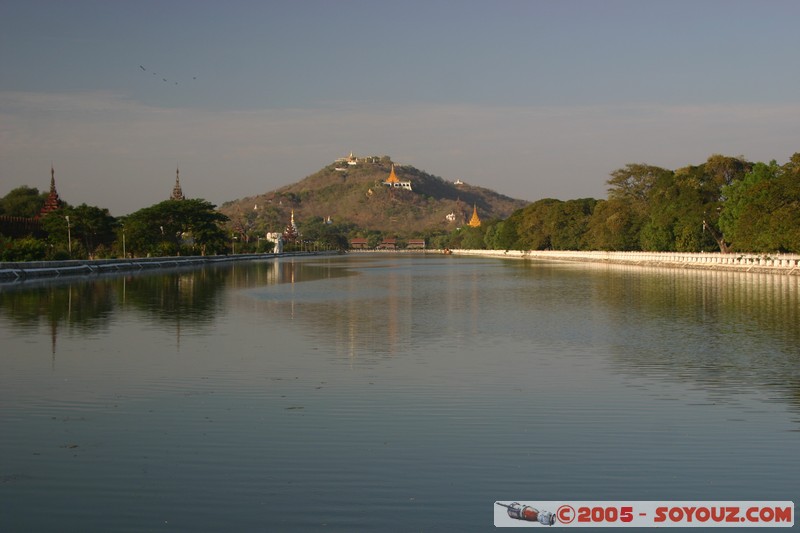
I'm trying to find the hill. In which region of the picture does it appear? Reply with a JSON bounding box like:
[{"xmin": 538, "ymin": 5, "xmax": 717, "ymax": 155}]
[{"xmin": 219, "ymin": 155, "xmax": 528, "ymax": 236}]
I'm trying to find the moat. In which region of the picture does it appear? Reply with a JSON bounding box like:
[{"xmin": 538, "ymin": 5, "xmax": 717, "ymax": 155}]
[{"xmin": 1, "ymin": 254, "xmax": 797, "ymax": 531}]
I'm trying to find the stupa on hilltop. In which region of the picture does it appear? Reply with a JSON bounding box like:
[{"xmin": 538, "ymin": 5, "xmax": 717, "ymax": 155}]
[{"xmin": 383, "ymin": 164, "xmax": 412, "ymax": 191}]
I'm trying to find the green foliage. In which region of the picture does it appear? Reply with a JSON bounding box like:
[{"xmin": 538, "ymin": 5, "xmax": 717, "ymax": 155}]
[
  {"xmin": 0, "ymin": 186, "xmax": 47, "ymax": 218},
  {"xmin": 218, "ymin": 159, "xmax": 527, "ymax": 238},
  {"xmin": 1, "ymin": 235, "xmax": 48, "ymax": 261},
  {"xmin": 583, "ymin": 199, "xmax": 637, "ymax": 250},
  {"xmin": 123, "ymin": 199, "xmax": 229, "ymax": 257},
  {"xmin": 41, "ymin": 204, "xmax": 118, "ymax": 258},
  {"xmin": 718, "ymin": 157, "xmax": 800, "ymax": 252},
  {"xmin": 2, "ymin": 152, "xmax": 795, "ymax": 257},
  {"xmin": 297, "ymin": 216, "xmax": 352, "ymax": 250}
]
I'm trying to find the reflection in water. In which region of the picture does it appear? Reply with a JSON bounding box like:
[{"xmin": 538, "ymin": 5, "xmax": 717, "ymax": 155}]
[
  {"xmin": 243, "ymin": 257, "xmax": 800, "ymax": 411},
  {"xmin": 1, "ymin": 257, "xmax": 797, "ymax": 408},
  {"xmin": 0, "ymin": 258, "xmax": 351, "ymax": 359},
  {"xmin": 586, "ymin": 264, "xmax": 800, "ymax": 408},
  {"xmin": 0, "ymin": 280, "xmax": 116, "ymax": 363},
  {"xmin": 0, "ymin": 255, "xmax": 798, "ymax": 532},
  {"xmin": 0, "ymin": 265, "xmax": 229, "ymax": 358}
]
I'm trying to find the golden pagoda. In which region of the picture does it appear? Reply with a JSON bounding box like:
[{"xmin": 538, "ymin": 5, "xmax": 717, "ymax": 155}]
[
  {"xmin": 385, "ymin": 164, "xmax": 400, "ymax": 184},
  {"xmin": 383, "ymin": 164, "xmax": 412, "ymax": 190},
  {"xmin": 467, "ymin": 204, "xmax": 481, "ymax": 227}
]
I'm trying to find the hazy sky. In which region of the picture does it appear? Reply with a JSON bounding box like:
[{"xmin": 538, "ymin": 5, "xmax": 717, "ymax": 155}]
[{"xmin": 2, "ymin": 0, "xmax": 800, "ymax": 215}]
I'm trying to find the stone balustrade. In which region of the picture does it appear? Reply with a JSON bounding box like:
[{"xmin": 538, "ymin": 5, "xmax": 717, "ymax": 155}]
[{"xmin": 448, "ymin": 250, "xmax": 800, "ymax": 274}]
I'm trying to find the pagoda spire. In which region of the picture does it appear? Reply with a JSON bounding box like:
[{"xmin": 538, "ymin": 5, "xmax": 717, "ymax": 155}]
[
  {"xmin": 385, "ymin": 164, "xmax": 400, "ymax": 184},
  {"xmin": 467, "ymin": 203, "xmax": 481, "ymax": 227},
  {"xmin": 39, "ymin": 165, "xmax": 62, "ymax": 217},
  {"xmin": 170, "ymin": 166, "xmax": 185, "ymax": 200},
  {"xmin": 282, "ymin": 209, "xmax": 299, "ymax": 243}
]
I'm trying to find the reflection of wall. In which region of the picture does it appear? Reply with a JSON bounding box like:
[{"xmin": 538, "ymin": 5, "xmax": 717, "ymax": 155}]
[{"xmin": 588, "ymin": 264, "xmax": 800, "ymax": 407}]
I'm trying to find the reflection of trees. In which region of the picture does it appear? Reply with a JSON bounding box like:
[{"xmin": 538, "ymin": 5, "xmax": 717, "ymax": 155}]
[
  {"xmin": 244, "ymin": 256, "xmax": 472, "ymax": 360},
  {"xmin": 121, "ymin": 267, "xmax": 229, "ymax": 324},
  {"xmin": 0, "ymin": 279, "xmax": 117, "ymax": 358},
  {"xmin": 0, "ymin": 266, "xmax": 230, "ymax": 354},
  {"xmin": 0, "ymin": 259, "xmax": 348, "ymax": 350},
  {"xmin": 226, "ymin": 258, "xmax": 353, "ymax": 290},
  {"xmin": 0, "ymin": 279, "xmax": 116, "ymax": 333},
  {"xmin": 246, "ymin": 257, "xmax": 800, "ymax": 413}
]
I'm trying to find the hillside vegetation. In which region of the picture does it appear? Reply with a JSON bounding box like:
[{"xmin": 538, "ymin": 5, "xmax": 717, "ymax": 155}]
[{"xmin": 219, "ymin": 156, "xmax": 527, "ymax": 237}]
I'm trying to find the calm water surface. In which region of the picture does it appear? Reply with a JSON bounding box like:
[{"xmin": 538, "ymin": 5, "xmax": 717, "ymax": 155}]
[{"xmin": 1, "ymin": 255, "xmax": 798, "ymax": 531}]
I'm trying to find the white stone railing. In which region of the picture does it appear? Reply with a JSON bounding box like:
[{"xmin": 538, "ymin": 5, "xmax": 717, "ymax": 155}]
[{"xmin": 447, "ymin": 250, "xmax": 800, "ymax": 274}]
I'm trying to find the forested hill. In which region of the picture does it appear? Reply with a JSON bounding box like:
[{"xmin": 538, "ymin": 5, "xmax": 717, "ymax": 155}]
[{"xmin": 219, "ymin": 156, "xmax": 528, "ymax": 235}]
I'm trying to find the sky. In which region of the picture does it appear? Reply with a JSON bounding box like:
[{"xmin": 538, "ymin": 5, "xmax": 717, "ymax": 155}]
[{"xmin": 2, "ymin": 0, "xmax": 800, "ymax": 216}]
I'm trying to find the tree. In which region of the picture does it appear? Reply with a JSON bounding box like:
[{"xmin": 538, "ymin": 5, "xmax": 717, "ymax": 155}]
[
  {"xmin": 297, "ymin": 216, "xmax": 351, "ymax": 250},
  {"xmin": 513, "ymin": 198, "xmax": 561, "ymax": 250},
  {"xmin": 486, "ymin": 215, "xmax": 521, "ymax": 250},
  {"xmin": 41, "ymin": 204, "xmax": 118, "ymax": 258},
  {"xmin": 594, "ymin": 164, "xmax": 674, "ymax": 250},
  {"xmin": 719, "ymin": 157, "xmax": 800, "ymax": 253},
  {"xmin": 551, "ymin": 198, "xmax": 597, "ymax": 250},
  {"xmin": 0, "ymin": 235, "xmax": 48, "ymax": 261},
  {"xmin": 0, "ymin": 186, "xmax": 46, "ymax": 218},
  {"xmin": 607, "ymin": 164, "xmax": 671, "ymax": 207},
  {"xmin": 586, "ymin": 199, "xmax": 639, "ymax": 250},
  {"xmin": 122, "ymin": 199, "xmax": 229, "ymax": 257},
  {"xmin": 639, "ymin": 165, "xmax": 717, "ymax": 252}
]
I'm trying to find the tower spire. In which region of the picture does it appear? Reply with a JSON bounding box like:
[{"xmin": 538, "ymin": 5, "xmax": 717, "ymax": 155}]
[
  {"xmin": 467, "ymin": 203, "xmax": 481, "ymax": 227},
  {"xmin": 385, "ymin": 164, "xmax": 400, "ymax": 184},
  {"xmin": 170, "ymin": 166, "xmax": 185, "ymax": 200},
  {"xmin": 39, "ymin": 165, "xmax": 61, "ymax": 217}
]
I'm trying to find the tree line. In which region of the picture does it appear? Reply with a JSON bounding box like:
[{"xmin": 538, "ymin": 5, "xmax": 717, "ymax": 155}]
[
  {"xmin": 2, "ymin": 152, "xmax": 798, "ymax": 260},
  {"xmin": 0, "ymin": 189, "xmax": 230, "ymax": 261},
  {"xmin": 434, "ymin": 153, "xmax": 800, "ymax": 254}
]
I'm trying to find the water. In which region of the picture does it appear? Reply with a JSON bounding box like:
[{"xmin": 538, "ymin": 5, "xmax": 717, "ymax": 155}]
[{"xmin": 1, "ymin": 255, "xmax": 798, "ymax": 531}]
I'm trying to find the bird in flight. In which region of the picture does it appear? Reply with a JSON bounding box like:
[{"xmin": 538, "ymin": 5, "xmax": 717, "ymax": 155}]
[{"xmin": 139, "ymin": 64, "xmax": 198, "ymax": 86}]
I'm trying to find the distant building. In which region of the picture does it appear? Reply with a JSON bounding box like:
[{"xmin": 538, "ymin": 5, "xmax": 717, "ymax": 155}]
[
  {"xmin": 350, "ymin": 238, "xmax": 369, "ymax": 249},
  {"xmin": 383, "ymin": 165, "xmax": 412, "ymax": 191},
  {"xmin": 170, "ymin": 167, "xmax": 186, "ymax": 200},
  {"xmin": 376, "ymin": 238, "xmax": 397, "ymax": 250},
  {"xmin": 335, "ymin": 151, "xmax": 360, "ymax": 166},
  {"xmin": 467, "ymin": 204, "xmax": 481, "ymax": 227},
  {"xmin": 335, "ymin": 151, "xmax": 381, "ymax": 166},
  {"xmin": 407, "ymin": 239, "xmax": 426, "ymax": 249}
]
